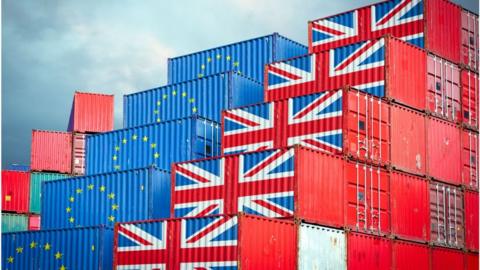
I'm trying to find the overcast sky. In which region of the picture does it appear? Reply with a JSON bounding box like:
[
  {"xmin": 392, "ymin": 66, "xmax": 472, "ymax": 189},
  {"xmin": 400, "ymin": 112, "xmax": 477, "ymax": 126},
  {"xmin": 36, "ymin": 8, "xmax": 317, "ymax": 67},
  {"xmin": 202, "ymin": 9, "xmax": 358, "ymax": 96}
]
[{"xmin": 2, "ymin": 0, "xmax": 478, "ymax": 168}]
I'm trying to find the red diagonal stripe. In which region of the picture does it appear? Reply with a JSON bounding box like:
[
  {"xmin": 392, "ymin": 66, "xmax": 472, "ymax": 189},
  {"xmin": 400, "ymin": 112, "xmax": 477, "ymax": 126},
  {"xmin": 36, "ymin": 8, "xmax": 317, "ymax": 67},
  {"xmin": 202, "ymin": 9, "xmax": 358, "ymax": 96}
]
[
  {"xmin": 312, "ymin": 22, "xmax": 346, "ymax": 35},
  {"xmin": 186, "ymin": 216, "xmax": 231, "ymax": 244},
  {"xmin": 302, "ymin": 138, "xmax": 342, "ymax": 153},
  {"xmin": 293, "ymin": 91, "xmax": 339, "ymax": 120},
  {"xmin": 335, "ymin": 41, "xmax": 375, "ymax": 71},
  {"xmin": 118, "ymin": 225, "xmax": 153, "ymax": 246},
  {"xmin": 268, "ymin": 65, "xmax": 302, "ymax": 80},
  {"xmin": 224, "ymin": 111, "xmax": 261, "ymax": 127},
  {"xmin": 223, "ymin": 128, "xmax": 275, "ymax": 148},
  {"xmin": 287, "ymin": 116, "xmax": 343, "ymax": 138},
  {"xmin": 176, "ymin": 165, "xmax": 211, "ymax": 184},
  {"xmin": 377, "ymin": 0, "xmax": 411, "ymax": 25},
  {"xmin": 193, "ymin": 204, "xmax": 220, "ymax": 217},
  {"xmin": 252, "ymin": 199, "xmax": 292, "ymax": 217},
  {"xmin": 244, "ymin": 149, "xmax": 287, "ymax": 178}
]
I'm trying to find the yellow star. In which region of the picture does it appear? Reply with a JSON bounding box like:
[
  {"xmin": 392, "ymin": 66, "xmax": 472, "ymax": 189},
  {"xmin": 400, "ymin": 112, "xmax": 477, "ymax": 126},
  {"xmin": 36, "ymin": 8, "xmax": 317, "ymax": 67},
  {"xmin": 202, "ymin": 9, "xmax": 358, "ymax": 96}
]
[
  {"xmin": 16, "ymin": 247, "xmax": 23, "ymax": 253},
  {"xmin": 108, "ymin": 192, "xmax": 115, "ymax": 199},
  {"xmin": 216, "ymin": 54, "xmax": 221, "ymax": 59},
  {"xmin": 69, "ymin": 217, "xmax": 74, "ymax": 223},
  {"xmin": 153, "ymin": 109, "xmax": 159, "ymax": 114},
  {"xmin": 226, "ymin": 55, "xmax": 231, "ymax": 61},
  {"xmin": 157, "ymin": 100, "xmax": 161, "ymax": 106},
  {"xmin": 207, "ymin": 57, "xmax": 212, "ymax": 62},
  {"xmin": 156, "ymin": 118, "xmax": 161, "ymax": 123},
  {"xmin": 151, "ymin": 143, "xmax": 157, "ymax": 149},
  {"xmin": 30, "ymin": 241, "xmax": 37, "ymax": 249},
  {"xmin": 100, "ymin": 185, "xmax": 106, "ymax": 192},
  {"xmin": 140, "ymin": 185, "xmax": 145, "ymax": 191},
  {"xmin": 122, "ymin": 138, "xmax": 127, "ymax": 144},
  {"xmin": 55, "ymin": 251, "xmax": 63, "ymax": 259},
  {"xmin": 7, "ymin": 256, "xmax": 13, "ymax": 263},
  {"xmin": 182, "ymin": 92, "xmax": 187, "ymax": 97},
  {"xmin": 44, "ymin": 243, "xmax": 51, "ymax": 251},
  {"xmin": 163, "ymin": 94, "xmax": 168, "ymax": 99},
  {"xmin": 88, "ymin": 184, "xmax": 94, "ymax": 190},
  {"xmin": 201, "ymin": 64, "xmax": 205, "ymax": 70},
  {"xmin": 112, "ymin": 204, "xmax": 119, "ymax": 210},
  {"xmin": 192, "ymin": 107, "xmax": 198, "ymax": 113},
  {"xmin": 114, "ymin": 165, "xmax": 121, "ymax": 170},
  {"xmin": 132, "ymin": 134, "xmax": 138, "ymax": 140},
  {"xmin": 69, "ymin": 197, "xmax": 74, "ymax": 202},
  {"xmin": 59, "ymin": 265, "xmax": 67, "ymax": 270},
  {"xmin": 66, "ymin": 207, "xmax": 71, "ymax": 213},
  {"xmin": 154, "ymin": 152, "xmax": 160, "ymax": 159},
  {"xmin": 76, "ymin": 188, "xmax": 83, "ymax": 194},
  {"xmin": 114, "ymin": 146, "xmax": 120, "ymax": 151},
  {"xmin": 108, "ymin": 215, "xmax": 115, "ymax": 222},
  {"xmin": 91, "ymin": 245, "xmax": 95, "ymax": 251},
  {"xmin": 189, "ymin": 98, "xmax": 195, "ymax": 103},
  {"xmin": 233, "ymin": 61, "xmax": 239, "ymax": 67},
  {"xmin": 237, "ymin": 71, "xmax": 242, "ymax": 75},
  {"xmin": 143, "ymin": 136, "xmax": 148, "ymax": 142},
  {"xmin": 172, "ymin": 90, "xmax": 177, "ymax": 96},
  {"xmin": 198, "ymin": 73, "xmax": 204, "ymax": 78},
  {"xmin": 112, "ymin": 155, "xmax": 117, "ymax": 161}
]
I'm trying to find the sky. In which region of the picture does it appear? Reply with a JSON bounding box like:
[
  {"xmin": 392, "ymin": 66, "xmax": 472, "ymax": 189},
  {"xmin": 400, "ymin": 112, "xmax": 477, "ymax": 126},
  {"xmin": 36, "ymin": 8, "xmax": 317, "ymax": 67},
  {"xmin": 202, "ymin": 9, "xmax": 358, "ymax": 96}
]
[{"xmin": 2, "ymin": 0, "xmax": 478, "ymax": 168}]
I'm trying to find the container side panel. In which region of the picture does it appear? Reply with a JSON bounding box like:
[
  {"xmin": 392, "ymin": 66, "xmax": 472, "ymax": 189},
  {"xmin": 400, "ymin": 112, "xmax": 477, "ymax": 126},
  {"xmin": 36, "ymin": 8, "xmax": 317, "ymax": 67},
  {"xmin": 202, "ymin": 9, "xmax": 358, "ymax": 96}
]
[
  {"xmin": 392, "ymin": 241, "xmax": 429, "ymax": 270},
  {"xmin": 461, "ymin": 70, "xmax": 479, "ymax": 129},
  {"xmin": 274, "ymin": 34, "xmax": 309, "ymax": 64},
  {"xmin": 28, "ymin": 215, "xmax": 40, "ymax": 231},
  {"xmin": 347, "ymin": 232, "xmax": 392, "ymax": 270},
  {"xmin": 430, "ymin": 247, "xmax": 464, "ymax": 270},
  {"xmin": 2, "ymin": 171, "xmax": 30, "ymax": 213},
  {"xmin": 72, "ymin": 133, "xmax": 86, "ymax": 175},
  {"xmin": 1, "ymin": 213, "xmax": 29, "ymax": 233},
  {"xmin": 29, "ymin": 172, "xmax": 69, "ymax": 214},
  {"xmin": 230, "ymin": 73, "xmax": 264, "ymax": 108},
  {"xmin": 69, "ymin": 92, "xmax": 114, "ymax": 133},
  {"xmin": 462, "ymin": 130, "xmax": 479, "ymax": 190},
  {"xmin": 465, "ymin": 252, "xmax": 479, "ymax": 270},
  {"xmin": 461, "ymin": 10, "xmax": 479, "ymax": 71},
  {"xmin": 30, "ymin": 130, "xmax": 73, "ymax": 173},
  {"xmin": 465, "ymin": 191, "xmax": 479, "ymax": 251}
]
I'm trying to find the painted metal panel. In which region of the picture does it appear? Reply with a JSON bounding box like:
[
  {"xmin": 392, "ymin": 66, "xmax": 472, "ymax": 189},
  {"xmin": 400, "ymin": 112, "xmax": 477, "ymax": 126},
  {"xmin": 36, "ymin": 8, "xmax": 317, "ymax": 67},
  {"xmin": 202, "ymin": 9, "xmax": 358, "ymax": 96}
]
[
  {"xmin": 429, "ymin": 181, "xmax": 465, "ymax": 249},
  {"xmin": 29, "ymin": 172, "xmax": 69, "ymax": 214},
  {"xmin": 347, "ymin": 232, "xmax": 392, "ymax": 270},
  {"xmin": 426, "ymin": 117, "xmax": 462, "ymax": 184},
  {"xmin": 72, "ymin": 133, "xmax": 86, "ymax": 175},
  {"xmin": 266, "ymin": 36, "xmax": 427, "ymax": 111},
  {"xmin": 390, "ymin": 171, "xmax": 429, "ymax": 242},
  {"xmin": 392, "ymin": 240, "xmax": 429, "ymax": 270},
  {"xmin": 461, "ymin": 9, "xmax": 479, "ymax": 71},
  {"xmin": 42, "ymin": 167, "xmax": 170, "ymax": 229},
  {"xmin": 465, "ymin": 252, "xmax": 479, "ymax": 270},
  {"xmin": 462, "ymin": 130, "xmax": 478, "ymax": 190},
  {"xmin": 431, "ymin": 247, "xmax": 464, "ymax": 270},
  {"xmin": 298, "ymin": 224, "xmax": 346, "ymax": 270},
  {"xmin": 68, "ymin": 91, "xmax": 114, "ymax": 133},
  {"xmin": 2, "ymin": 226, "xmax": 113, "ymax": 269},
  {"xmin": 30, "ymin": 130, "xmax": 73, "ymax": 173},
  {"xmin": 465, "ymin": 190, "xmax": 479, "ymax": 251},
  {"xmin": 124, "ymin": 72, "xmax": 262, "ymax": 127},
  {"xmin": 7, "ymin": 164, "xmax": 30, "ymax": 171},
  {"xmin": 2, "ymin": 213, "xmax": 29, "ymax": 233},
  {"xmin": 28, "ymin": 215, "xmax": 40, "ymax": 231},
  {"xmin": 2, "ymin": 170, "xmax": 30, "ymax": 213},
  {"xmin": 86, "ymin": 116, "xmax": 220, "ymax": 174},
  {"xmin": 461, "ymin": 70, "xmax": 479, "ymax": 130},
  {"xmin": 168, "ymin": 33, "xmax": 307, "ymax": 84}
]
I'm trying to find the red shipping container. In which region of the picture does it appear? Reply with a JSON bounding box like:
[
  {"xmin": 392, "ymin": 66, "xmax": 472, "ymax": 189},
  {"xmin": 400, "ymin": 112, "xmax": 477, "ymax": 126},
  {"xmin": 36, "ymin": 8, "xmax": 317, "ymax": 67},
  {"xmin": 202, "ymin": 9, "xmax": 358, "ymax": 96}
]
[
  {"xmin": 465, "ymin": 252, "xmax": 479, "ymax": 270},
  {"xmin": 426, "ymin": 117, "xmax": 461, "ymax": 185},
  {"xmin": 390, "ymin": 171, "xmax": 429, "ymax": 242},
  {"xmin": 465, "ymin": 191, "xmax": 479, "ymax": 251},
  {"xmin": 308, "ymin": 0, "xmax": 470, "ymax": 70},
  {"xmin": 430, "ymin": 181, "xmax": 465, "ymax": 249},
  {"xmin": 30, "ymin": 130, "xmax": 72, "ymax": 173},
  {"xmin": 28, "ymin": 215, "xmax": 40, "ymax": 230},
  {"xmin": 68, "ymin": 91, "xmax": 114, "ymax": 133},
  {"xmin": 461, "ymin": 70, "xmax": 479, "ymax": 130},
  {"xmin": 1, "ymin": 170, "xmax": 30, "ymax": 213},
  {"xmin": 461, "ymin": 9, "xmax": 479, "ymax": 72},
  {"xmin": 431, "ymin": 247, "xmax": 464, "ymax": 270},
  {"xmin": 72, "ymin": 133, "xmax": 86, "ymax": 175},
  {"xmin": 172, "ymin": 146, "xmax": 390, "ymax": 234},
  {"xmin": 347, "ymin": 232, "xmax": 392, "ymax": 270},
  {"xmin": 114, "ymin": 214, "xmax": 296, "ymax": 269},
  {"xmin": 461, "ymin": 129, "xmax": 478, "ymax": 190},
  {"xmin": 392, "ymin": 240, "xmax": 429, "ymax": 270}
]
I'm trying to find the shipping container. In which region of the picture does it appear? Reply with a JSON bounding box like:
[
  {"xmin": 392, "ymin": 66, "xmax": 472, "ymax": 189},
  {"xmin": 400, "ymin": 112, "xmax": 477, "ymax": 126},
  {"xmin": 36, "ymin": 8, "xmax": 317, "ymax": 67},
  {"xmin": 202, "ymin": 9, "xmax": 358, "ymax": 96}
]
[
  {"xmin": 461, "ymin": 129, "xmax": 478, "ymax": 190},
  {"xmin": 7, "ymin": 164, "xmax": 30, "ymax": 171},
  {"xmin": 2, "ymin": 213, "xmax": 28, "ymax": 233},
  {"xmin": 431, "ymin": 247, "xmax": 465, "ymax": 270},
  {"xmin": 86, "ymin": 116, "xmax": 220, "ymax": 174},
  {"xmin": 67, "ymin": 91, "xmax": 114, "ymax": 133},
  {"xmin": 308, "ymin": 0, "xmax": 479, "ymax": 71},
  {"xmin": 124, "ymin": 72, "xmax": 262, "ymax": 127},
  {"xmin": 347, "ymin": 232, "xmax": 392, "ymax": 270},
  {"xmin": 2, "ymin": 170, "xmax": 30, "ymax": 213},
  {"xmin": 29, "ymin": 172, "xmax": 69, "ymax": 214},
  {"xmin": 465, "ymin": 252, "xmax": 479, "ymax": 270},
  {"xmin": 266, "ymin": 36, "xmax": 427, "ymax": 110},
  {"xmin": 390, "ymin": 171, "xmax": 429, "ymax": 242},
  {"xmin": 461, "ymin": 70, "xmax": 479, "ymax": 130},
  {"xmin": 426, "ymin": 117, "xmax": 461, "ymax": 185},
  {"xmin": 28, "ymin": 215, "xmax": 40, "ymax": 231},
  {"xmin": 2, "ymin": 226, "xmax": 113, "ymax": 269},
  {"xmin": 42, "ymin": 167, "xmax": 170, "ymax": 229},
  {"xmin": 464, "ymin": 190, "xmax": 479, "ymax": 251},
  {"xmin": 72, "ymin": 133, "xmax": 86, "ymax": 175},
  {"xmin": 429, "ymin": 181, "xmax": 465, "ymax": 249},
  {"xmin": 30, "ymin": 130, "xmax": 72, "ymax": 173},
  {"xmin": 172, "ymin": 146, "xmax": 390, "ymax": 234},
  {"xmin": 168, "ymin": 33, "xmax": 307, "ymax": 84},
  {"xmin": 392, "ymin": 240, "xmax": 429, "ymax": 270}
]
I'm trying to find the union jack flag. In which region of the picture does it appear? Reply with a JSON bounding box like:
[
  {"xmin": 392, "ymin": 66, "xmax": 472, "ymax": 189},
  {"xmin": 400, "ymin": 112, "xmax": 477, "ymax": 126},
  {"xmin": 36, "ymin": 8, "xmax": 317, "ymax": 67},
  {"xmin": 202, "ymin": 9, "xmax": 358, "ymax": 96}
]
[
  {"xmin": 310, "ymin": 0, "xmax": 424, "ymax": 51},
  {"xmin": 223, "ymin": 90, "xmax": 343, "ymax": 155},
  {"xmin": 173, "ymin": 149, "xmax": 295, "ymax": 218},
  {"xmin": 115, "ymin": 215, "xmax": 238, "ymax": 269}
]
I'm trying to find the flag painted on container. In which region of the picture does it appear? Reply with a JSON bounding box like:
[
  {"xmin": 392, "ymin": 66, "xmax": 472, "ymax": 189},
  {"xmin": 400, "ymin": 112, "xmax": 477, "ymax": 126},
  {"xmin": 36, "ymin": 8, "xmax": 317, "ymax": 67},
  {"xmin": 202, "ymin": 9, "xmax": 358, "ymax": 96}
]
[{"xmin": 173, "ymin": 149, "xmax": 295, "ymax": 218}]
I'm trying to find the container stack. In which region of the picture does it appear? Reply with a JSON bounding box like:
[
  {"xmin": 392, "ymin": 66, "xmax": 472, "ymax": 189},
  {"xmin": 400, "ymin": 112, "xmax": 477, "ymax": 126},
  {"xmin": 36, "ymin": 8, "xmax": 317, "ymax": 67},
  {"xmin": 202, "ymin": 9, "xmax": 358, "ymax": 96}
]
[{"xmin": 3, "ymin": 0, "xmax": 479, "ymax": 269}]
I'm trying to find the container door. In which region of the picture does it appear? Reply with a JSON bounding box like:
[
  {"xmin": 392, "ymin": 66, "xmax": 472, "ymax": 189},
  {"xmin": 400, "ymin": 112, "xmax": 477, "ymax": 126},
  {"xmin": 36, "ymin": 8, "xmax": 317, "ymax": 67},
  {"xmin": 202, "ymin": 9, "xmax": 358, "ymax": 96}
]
[
  {"xmin": 72, "ymin": 133, "xmax": 86, "ymax": 175},
  {"xmin": 461, "ymin": 10, "xmax": 479, "ymax": 71},
  {"xmin": 193, "ymin": 118, "xmax": 221, "ymax": 158},
  {"xmin": 461, "ymin": 130, "xmax": 478, "ymax": 190},
  {"xmin": 461, "ymin": 70, "xmax": 479, "ymax": 129}
]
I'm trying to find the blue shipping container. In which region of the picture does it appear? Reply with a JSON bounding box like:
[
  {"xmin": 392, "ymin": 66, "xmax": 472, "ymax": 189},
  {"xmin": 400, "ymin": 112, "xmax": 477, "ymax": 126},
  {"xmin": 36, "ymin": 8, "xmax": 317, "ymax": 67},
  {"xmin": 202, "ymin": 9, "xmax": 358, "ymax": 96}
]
[
  {"xmin": 168, "ymin": 33, "xmax": 307, "ymax": 84},
  {"xmin": 86, "ymin": 116, "xmax": 220, "ymax": 174},
  {"xmin": 7, "ymin": 164, "xmax": 30, "ymax": 171},
  {"xmin": 124, "ymin": 72, "xmax": 262, "ymax": 128},
  {"xmin": 42, "ymin": 167, "xmax": 170, "ymax": 229},
  {"xmin": 2, "ymin": 226, "xmax": 113, "ymax": 269}
]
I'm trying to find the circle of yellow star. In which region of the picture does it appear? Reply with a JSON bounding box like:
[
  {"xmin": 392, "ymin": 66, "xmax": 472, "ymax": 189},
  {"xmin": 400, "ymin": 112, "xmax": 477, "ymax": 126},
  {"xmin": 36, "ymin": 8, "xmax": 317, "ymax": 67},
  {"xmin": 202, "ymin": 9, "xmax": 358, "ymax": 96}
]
[
  {"xmin": 59, "ymin": 265, "xmax": 67, "ymax": 270},
  {"xmin": 91, "ymin": 245, "xmax": 95, "ymax": 251},
  {"xmin": 55, "ymin": 251, "xmax": 63, "ymax": 260},
  {"xmin": 153, "ymin": 109, "xmax": 159, "ymax": 114},
  {"xmin": 114, "ymin": 165, "xmax": 121, "ymax": 170},
  {"xmin": 143, "ymin": 136, "xmax": 148, "ymax": 142},
  {"xmin": 154, "ymin": 153, "xmax": 160, "ymax": 159},
  {"xmin": 156, "ymin": 101, "xmax": 161, "ymax": 106},
  {"xmin": 156, "ymin": 118, "xmax": 161, "ymax": 123},
  {"xmin": 233, "ymin": 61, "xmax": 239, "ymax": 67},
  {"xmin": 114, "ymin": 146, "xmax": 120, "ymax": 151},
  {"xmin": 76, "ymin": 188, "xmax": 83, "ymax": 194},
  {"xmin": 108, "ymin": 215, "xmax": 115, "ymax": 222},
  {"xmin": 30, "ymin": 241, "xmax": 37, "ymax": 249},
  {"xmin": 99, "ymin": 185, "xmax": 106, "ymax": 192},
  {"xmin": 122, "ymin": 138, "xmax": 127, "ymax": 144},
  {"xmin": 151, "ymin": 143, "xmax": 157, "ymax": 149},
  {"xmin": 44, "ymin": 243, "xmax": 51, "ymax": 251},
  {"xmin": 69, "ymin": 217, "xmax": 74, "ymax": 223},
  {"xmin": 66, "ymin": 207, "xmax": 71, "ymax": 213},
  {"xmin": 198, "ymin": 73, "xmax": 204, "ymax": 78},
  {"xmin": 7, "ymin": 256, "xmax": 13, "ymax": 263},
  {"xmin": 112, "ymin": 204, "xmax": 119, "ymax": 210},
  {"xmin": 88, "ymin": 184, "xmax": 94, "ymax": 190},
  {"xmin": 216, "ymin": 54, "xmax": 221, "ymax": 59},
  {"xmin": 189, "ymin": 98, "xmax": 195, "ymax": 103},
  {"xmin": 226, "ymin": 55, "xmax": 231, "ymax": 61},
  {"xmin": 182, "ymin": 92, "xmax": 187, "ymax": 97},
  {"xmin": 172, "ymin": 90, "xmax": 177, "ymax": 96},
  {"xmin": 192, "ymin": 107, "xmax": 198, "ymax": 113},
  {"xmin": 132, "ymin": 134, "xmax": 138, "ymax": 140},
  {"xmin": 112, "ymin": 155, "xmax": 117, "ymax": 161},
  {"xmin": 201, "ymin": 64, "xmax": 205, "ymax": 69},
  {"xmin": 69, "ymin": 197, "xmax": 74, "ymax": 202},
  {"xmin": 207, "ymin": 57, "xmax": 212, "ymax": 62},
  {"xmin": 163, "ymin": 94, "xmax": 168, "ymax": 99},
  {"xmin": 108, "ymin": 193, "xmax": 115, "ymax": 199},
  {"xmin": 16, "ymin": 247, "xmax": 23, "ymax": 253}
]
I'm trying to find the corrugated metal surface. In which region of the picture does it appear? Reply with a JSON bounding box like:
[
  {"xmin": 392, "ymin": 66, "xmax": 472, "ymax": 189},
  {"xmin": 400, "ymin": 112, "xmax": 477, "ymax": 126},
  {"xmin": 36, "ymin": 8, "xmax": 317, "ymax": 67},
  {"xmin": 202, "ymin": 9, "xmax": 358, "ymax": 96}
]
[
  {"xmin": 86, "ymin": 116, "xmax": 220, "ymax": 174},
  {"xmin": 7, "ymin": 164, "xmax": 30, "ymax": 171},
  {"xmin": 42, "ymin": 167, "xmax": 170, "ymax": 229},
  {"xmin": 298, "ymin": 224, "xmax": 346, "ymax": 270},
  {"xmin": 465, "ymin": 252, "xmax": 479, "ymax": 270},
  {"xmin": 390, "ymin": 171, "xmax": 429, "ymax": 242},
  {"xmin": 2, "ymin": 170, "xmax": 30, "ymax": 213},
  {"xmin": 266, "ymin": 36, "xmax": 427, "ymax": 111},
  {"xmin": 30, "ymin": 172, "xmax": 69, "ymax": 214},
  {"xmin": 390, "ymin": 103, "xmax": 426, "ymax": 175},
  {"xmin": 426, "ymin": 54, "xmax": 461, "ymax": 122},
  {"xmin": 461, "ymin": 9, "xmax": 479, "ymax": 71},
  {"xmin": 347, "ymin": 232, "xmax": 392, "ymax": 270},
  {"xmin": 462, "ymin": 130, "xmax": 478, "ymax": 190},
  {"xmin": 30, "ymin": 130, "xmax": 73, "ymax": 173},
  {"xmin": 2, "ymin": 226, "xmax": 113, "ymax": 269},
  {"xmin": 124, "ymin": 72, "xmax": 262, "ymax": 127},
  {"xmin": 72, "ymin": 133, "xmax": 86, "ymax": 175},
  {"xmin": 465, "ymin": 190, "xmax": 479, "ymax": 251},
  {"xmin": 429, "ymin": 181, "xmax": 465, "ymax": 248},
  {"xmin": 167, "ymin": 33, "xmax": 307, "ymax": 84},
  {"xmin": 68, "ymin": 91, "xmax": 114, "ymax": 133},
  {"xmin": 461, "ymin": 70, "xmax": 478, "ymax": 129},
  {"xmin": 28, "ymin": 215, "xmax": 40, "ymax": 231},
  {"xmin": 426, "ymin": 117, "xmax": 461, "ymax": 184},
  {"xmin": 392, "ymin": 240, "xmax": 429, "ymax": 270},
  {"xmin": 2, "ymin": 213, "xmax": 29, "ymax": 233},
  {"xmin": 430, "ymin": 247, "xmax": 464, "ymax": 270}
]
